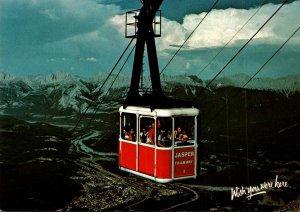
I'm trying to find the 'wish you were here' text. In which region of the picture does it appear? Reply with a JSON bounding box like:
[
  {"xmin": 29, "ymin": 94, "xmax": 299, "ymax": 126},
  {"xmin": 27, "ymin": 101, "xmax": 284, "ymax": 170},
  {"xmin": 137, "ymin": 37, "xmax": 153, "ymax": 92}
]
[{"xmin": 231, "ymin": 175, "xmax": 288, "ymax": 200}]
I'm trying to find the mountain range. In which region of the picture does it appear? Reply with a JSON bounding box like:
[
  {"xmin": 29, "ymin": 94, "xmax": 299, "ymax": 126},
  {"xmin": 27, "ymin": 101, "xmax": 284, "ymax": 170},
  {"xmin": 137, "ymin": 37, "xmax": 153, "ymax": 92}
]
[
  {"xmin": 0, "ymin": 71, "xmax": 299, "ymax": 118},
  {"xmin": 1, "ymin": 71, "xmax": 299, "ymax": 211}
]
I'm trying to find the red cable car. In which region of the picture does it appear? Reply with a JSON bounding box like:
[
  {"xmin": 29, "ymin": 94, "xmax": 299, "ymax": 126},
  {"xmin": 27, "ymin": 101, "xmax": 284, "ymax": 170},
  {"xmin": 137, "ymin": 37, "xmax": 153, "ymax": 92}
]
[
  {"xmin": 118, "ymin": 106, "xmax": 199, "ymax": 183},
  {"xmin": 118, "ymin": 0, "xmax": 200, "ymax": 182}
]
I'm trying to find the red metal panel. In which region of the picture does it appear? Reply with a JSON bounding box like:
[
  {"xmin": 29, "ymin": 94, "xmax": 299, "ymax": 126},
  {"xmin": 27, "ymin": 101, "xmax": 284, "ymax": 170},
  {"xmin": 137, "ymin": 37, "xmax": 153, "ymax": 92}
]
[
  {"xmin": 174, "ymin": 147, "xmax": 195, "ymax": 178},
  {"xmin": 119, "ymin": 140, "xmax": 137, "ymax": 170},
  {"xmin": 156, "ymin": 149, "xmax": 172, "ymax": 179},
  {"xmin": 138, "ymin": 145, "xmax": 155, "ymax": 176}
]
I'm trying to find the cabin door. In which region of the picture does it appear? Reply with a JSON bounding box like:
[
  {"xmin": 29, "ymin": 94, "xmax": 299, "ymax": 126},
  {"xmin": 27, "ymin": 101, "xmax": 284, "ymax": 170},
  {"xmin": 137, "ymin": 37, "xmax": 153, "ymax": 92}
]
[
  {"xmin": 119, "ymin": 112, "xmax": 138, "ymax": 171},
  {"xmin": 138, "ymin": 116, "xmax": 155, "ymax": 176}
]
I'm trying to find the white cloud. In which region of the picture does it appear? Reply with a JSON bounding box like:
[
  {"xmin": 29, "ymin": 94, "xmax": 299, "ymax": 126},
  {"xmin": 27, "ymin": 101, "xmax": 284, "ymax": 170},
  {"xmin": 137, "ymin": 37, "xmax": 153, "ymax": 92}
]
[
  {"xmin": 155, "ymin": 2, "xmax": 300, "ymax": 78},
  {"xmin": 86, "ymin": 57, "xmax": 98, "ymax": 62},
  {"xmin": 0, "ymin": 0, "xmax": 128, "ymax": 75},
  {"xmin": 180, "ymin": 2, "xmax": 300, "ymax": 49},
  {"xmin": 109, "ymin": 15, "xmax": 187, "ymax": 51},
  {"xmin": 156, "ymin": 17, "xmax": 187, "ymax": 51},
  {"xmin": 0, "ymin": 0, "xmax": 299, "ymax": 78},
  {"xmin": 109, "ymin": 2, "xmax": 300, "ymax": 52},
  {"xmin": 106, "ymin": 1, "xmax": 300, "ymax": 79}
]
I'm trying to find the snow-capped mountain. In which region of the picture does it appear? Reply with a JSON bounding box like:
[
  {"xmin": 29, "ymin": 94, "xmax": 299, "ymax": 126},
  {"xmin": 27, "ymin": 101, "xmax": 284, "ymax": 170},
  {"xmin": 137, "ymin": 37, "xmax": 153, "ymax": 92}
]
[
  {"xmin": 213, "ymin": 73, "xmax": 300, "ymax": 97},
  {"xmin": 0, "ymin": 71, "xmax": 299, "ymax": 116}
]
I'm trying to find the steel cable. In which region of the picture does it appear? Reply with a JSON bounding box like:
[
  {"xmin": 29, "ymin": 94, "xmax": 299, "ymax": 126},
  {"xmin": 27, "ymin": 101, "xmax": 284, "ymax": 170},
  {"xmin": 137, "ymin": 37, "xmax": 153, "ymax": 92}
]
[
  {"xmin": 71, "ymin": 38, "xmax": 134, "ymax": 136},
  {"xmin": 204, "ymin": 25, "xmax": 300, "ymax": 128},
  {"xmin": 193, "ymin": 0, "xmax": 289, "ymax": 101}
]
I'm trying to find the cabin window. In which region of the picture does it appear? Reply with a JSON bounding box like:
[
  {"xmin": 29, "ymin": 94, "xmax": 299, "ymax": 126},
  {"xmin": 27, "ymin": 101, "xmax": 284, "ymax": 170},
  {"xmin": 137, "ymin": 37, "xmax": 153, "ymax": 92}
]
[
  {"xmin": 139, "ymin": 117, "xmax": 153, "ymax": 144},
  {"xmin": 139, "ymin": 117, "xmax": 172, "ymax": 147},
  {"xmin": 174, "ymin": 116, "xmax": 195, "ymax": 146},
  {"xmin": 120, "ymin": 113, "xmax": 136, "ymax": 142},
  {"xmin": 157, "ymin": 117, "xmax": 172, "ymax": 147}
]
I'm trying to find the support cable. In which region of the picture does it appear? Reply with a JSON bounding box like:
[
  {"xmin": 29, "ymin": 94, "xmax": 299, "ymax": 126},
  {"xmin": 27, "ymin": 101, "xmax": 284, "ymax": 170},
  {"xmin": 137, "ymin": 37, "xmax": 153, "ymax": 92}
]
[
  {"xmin": 159, "ymin": 0, "xmax": 220, "ymax": 76},
  {"xmin": 241, "ymin": 26, "xmax": 299, "ymax": 89},
  {"xmin": 193, "ymin": 0, "xmax": 289, "ymax": 101},
  {"xmin": 199, "ymin": 25, "xmax": 298, "ymax": 187},
  {"xmin": 71, "ymin": 38, "xmax": 134, "ymax": 136},
  {"xmin": 204, "ymin": 26, "xmax": 299, "ymax": 186},
  {"xmin": 204, "ymin": 25, "xmax": 300, "ymax": 129},
  {"xmin": 196, "ymin": 0, "xmax": 268, "ymax": 78},
  {"xmin": 81, "ymin": 44, "xmax": 136, "ymax": 136}
]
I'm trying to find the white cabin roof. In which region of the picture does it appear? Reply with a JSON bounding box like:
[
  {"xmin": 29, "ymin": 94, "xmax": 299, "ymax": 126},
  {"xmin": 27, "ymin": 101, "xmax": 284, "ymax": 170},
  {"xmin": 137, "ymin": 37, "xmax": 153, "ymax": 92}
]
[{"xmin": 119, "ymin": 106, "xmax": 199, "ymax": 117}]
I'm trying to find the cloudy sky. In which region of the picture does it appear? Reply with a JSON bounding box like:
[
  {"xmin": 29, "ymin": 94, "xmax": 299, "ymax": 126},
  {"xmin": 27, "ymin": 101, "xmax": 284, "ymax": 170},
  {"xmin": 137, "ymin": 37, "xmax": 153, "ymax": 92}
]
[{"xmin": 0, "ymin": 0, "xmax": 299, "ymax": 79}]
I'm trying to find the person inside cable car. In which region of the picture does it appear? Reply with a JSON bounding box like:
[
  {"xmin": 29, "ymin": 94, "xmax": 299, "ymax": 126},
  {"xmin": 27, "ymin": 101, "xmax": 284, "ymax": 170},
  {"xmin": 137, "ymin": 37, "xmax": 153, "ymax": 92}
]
[
  {"xmin": 122, "ymin": 126, "xmax": 136, "ymax": 141},
  {"xmin": 147, "ymin": 122, "xmax": 155, "ymax": 145},
  {"xmin": 174, "ymin": 126, "xmax": 183, "ymax": 141},
  {"xmin": 157, "ymin": 128, "xmax": 166, "ymax": 147},
  {"xmin": 174, "ymin": 126, "xmax": 192, "ymax": 146},
  {"xmin": 124, "ymin": 130, "xmax": 130, "ymax": 140},
  {"xmin": 128, "ymin": 128, "xmax": 136, "ymax": 141},
  {"xmin": 167, "ymin": 129, "xmax": 172, "ymax": 140},
  {"xmin": 122, "ymin": 126, "xmax": 130, "ymax": 140},
  {"xmin": 140, "ymin": 128, "xmax": 148, "ymax": 143},
  {"xmin": 157, "ymin": 128, "xmax": 171, "ymax": 147},
  {"xmin": 147, "ymin": 119, "xmax": 161, "ymax": 145}
]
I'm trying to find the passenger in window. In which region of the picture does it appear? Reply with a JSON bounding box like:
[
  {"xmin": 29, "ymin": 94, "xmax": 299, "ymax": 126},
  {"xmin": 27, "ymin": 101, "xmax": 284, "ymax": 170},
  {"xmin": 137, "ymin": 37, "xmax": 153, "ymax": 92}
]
[
  {"xmin": 174, "ymin": 126, "xmax": 183, "ymax": 141},
  {"xmin": 128, "ymin": 128, "xmax": 136, "ymax": 141},
  {"xmin": 175, "ymin": 126, "xmax": 190, "ymax": 142},
  {"xmin": 124, "ymin": 130, "xmax": 130, "ymax": 140},
  {"xmin": 147, "ymin": 122, "xmax": 155, "ymax": 145},
  {"xmin": 167, "ymin": 129, "xmax": 172, "ymax": 140},
  {"xmin": 158, "ymin": 128, "xmax": 171, "ymax": 147},
  {"xmin": 122, "ymin": 126, "xmax": 135, "ymax": 141},
  {"xmin": 181, "ymin": 130, "xmax": 189, "ymax": 141},
  {"xmin": 157, "ymin": 128, "xmax": 165, "ymax": 147},
  {"xmin": 140, "ymin": 128, "xmax": 148, "ymax": 143},
  {"xmin": 147, "ymin": 119, "xmax": 160, "ymax": 145}
]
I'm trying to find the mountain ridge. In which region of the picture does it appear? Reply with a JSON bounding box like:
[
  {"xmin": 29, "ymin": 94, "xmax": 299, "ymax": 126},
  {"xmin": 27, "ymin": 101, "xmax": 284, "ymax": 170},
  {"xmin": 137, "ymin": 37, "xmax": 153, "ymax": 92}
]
[
  {"xmin": 0, "ymin": 71, "xmax": 299, "ymax": 116},
  {"xmin": 1, "ymin": 71, "xmax": 299, "ymax": 91}
]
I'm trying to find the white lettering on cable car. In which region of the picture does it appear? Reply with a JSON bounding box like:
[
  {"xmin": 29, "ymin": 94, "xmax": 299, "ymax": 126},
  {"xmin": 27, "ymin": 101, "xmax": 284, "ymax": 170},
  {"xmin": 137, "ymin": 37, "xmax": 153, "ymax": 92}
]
[
  {"xmin": 174, "ymin": 151, "xmax": 194, "ymax": 166},
  {"xmin": 175, "ymin": 160, "xmax": 193, "ymax": 165},
  {"xmin": 175, "ymin": 151, "xmax": 194, "ymax": 158}
]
